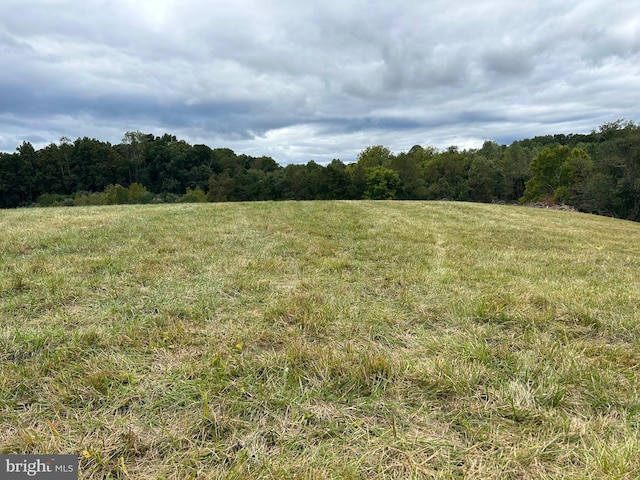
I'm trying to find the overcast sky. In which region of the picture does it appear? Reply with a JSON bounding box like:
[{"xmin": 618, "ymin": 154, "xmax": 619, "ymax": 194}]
[{"xmin": 1, "ymin": 0, "xmax": 639, "ymax": 164}]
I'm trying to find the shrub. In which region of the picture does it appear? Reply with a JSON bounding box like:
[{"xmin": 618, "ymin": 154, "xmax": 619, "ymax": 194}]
[{"xmin": 178, "ymin": 187, "xmax": 207, "ymax": 203}]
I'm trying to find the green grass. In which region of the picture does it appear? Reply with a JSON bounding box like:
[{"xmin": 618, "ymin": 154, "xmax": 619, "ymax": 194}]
[{"xmin": 1, "ymin": 201, "xmax": 640, "ymax": 479}]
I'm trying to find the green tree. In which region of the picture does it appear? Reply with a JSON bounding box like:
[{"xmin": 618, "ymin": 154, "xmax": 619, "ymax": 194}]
[
  {"xmin": 249, "ymin": 155, "xmax": 279, "ymax": 172},
  {"xmin": 521, "ymin": 146, "xmax": 593, "ymax": 204},
  {"xmin": 33, "ymin": 143, "xmax": 64, "ymax": 195},
  {"xmin": 559, "ymin": 148, "xmax": 593, "ymax": 204},
  {"xmin": 521, "ymin": 146, "xmax": 568, "ymax": 203},
  {"xmin": 344, "ymin": 163, "xmax": 366, "ymax": 199},
  {"xmin": 390, "ymin": 150, "xmax": 427, "ymax": 199},
  {"xmin": 422, "ymin": 147, "xmax": 469, "ymax": 200},
  {"xmin": 207, "ymin": 172, "xmax": 235, "ymax": 202},
  {"xmin": 16, "ymin": 141, "xmax": 38, "ymax": 203},
  {"xmin": 71, "ymin": 137, "xmax": 127, "ymax": 192},
  {"xmin": 591, "ymin": 120, "xmax": 640, "ymax": 220},
  {"xmin": 478, "ymin": 140, "xmax": 504, "ymax": 161},
  {"xmin": 467, "ymin": 156, "xmax": 507, "ymax": 203},
  {"xmin": 581, "ymin": 173, "xmax": 616, "ymax": 216},
  {"xmin": 364, "ymin": 166, "xmax": 402, "ymax": 199},
  {"xmin": 320, "ymin": 159, "xmax": 352, "ymax": 199},
  {"xmin": 500, "ymin": 143, "xmax": 532, "ymax": 200},
  {"xmin": 213, "ymin": 148, "xmax": 241, "ymax": 174},
  {"xmin": 121, "ymin": 131, "xmax": 149, "ymax": 184},
  {"xmin": 357, "ymin": 145, "xmax": 394, "ymax": 169},
  {"xmin": 143, "ymin": 134, "xmax": 173, "ymax": 193}
]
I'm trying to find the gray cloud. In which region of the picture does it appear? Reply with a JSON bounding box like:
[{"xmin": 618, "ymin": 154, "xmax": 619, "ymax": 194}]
[{"xmin": 0, "ymin": 0, "xmax": 638, "ymax": 163}]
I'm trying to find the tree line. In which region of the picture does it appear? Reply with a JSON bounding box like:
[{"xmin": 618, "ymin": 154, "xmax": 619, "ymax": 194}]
[{"xmin": 1, "ymin": 120, "xmax": 639, "ymax": 221}]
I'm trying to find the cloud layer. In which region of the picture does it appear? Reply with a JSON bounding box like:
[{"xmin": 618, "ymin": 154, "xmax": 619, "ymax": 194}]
[{"xmin": 1, "ymin": 0, "xmax": 639, "ymax": 163}]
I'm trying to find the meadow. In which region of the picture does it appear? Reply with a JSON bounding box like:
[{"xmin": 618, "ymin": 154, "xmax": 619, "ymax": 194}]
[{"xmin": 1, "ymin": 201, "xmax": 639, "ymax": 479}]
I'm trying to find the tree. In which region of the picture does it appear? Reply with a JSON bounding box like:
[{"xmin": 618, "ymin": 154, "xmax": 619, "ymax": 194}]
[
  {"xmin": 207, "ymin": 172, "xmax": 235, "ymax": 202},
  {"xmin": 143, "ymin": 134, "xmax": 173, "ymax": 193},
  {"xmin": 320, "ymin": 159, "xmax": 352, "ymax": 199},
  {"xmin": 17, "ymin": 141, "xmax": 38, "ymax": 203},
  {"xmin": 478, "ymin": 140, "xmax": 504, "ymax": 161},
  {"xmin": 559, "ymin": 148, "xmax": 593, "ymax": 205},
  {"xmin": 592, "ymin": 121, "xmax": 640, "ymax": 220},
  {"xmin": 390, "ymin": 151, "xmax": 427, "ymax": 199},
  {"xmin": 187, "ymin": 144, "xmax": 218, "ymax": 190},
  {"xmin": 213, "ymin": 148, "xmax": 241, "ymax": 174},
  {"xmin": 189, "ymin": 144, "xmax": 219, "ymax": 172},
  {"xmin": 422, "ymin": 147, "xmax": 470, "ymax": 200},
  {"xmin": 500, "ymin": 143, "xmax": 532, "ymax": 200},
  {"xmin": 521, "ymin": 146, "xmax": 593, "ymax": 204},
  {"xmin": 467, "ymin": 155, "xmax": 506, "ymax": 203},
  {"xmin": 250, "ymin": 155, "xmax": 279, "ymax": 172},
  {"xmin": 521, "ymin": 146, "xmax": 569, "ymax": 203},
  {"xmin": 344, "ymin": 163, "xmax": 367, "ymax": 199},
  {"xmin": 165, "ymin": 139, "xmax": 194, "ymax": 193},
  {"xmin": 71, "ymin": 137, "xmax": 126, "ymax": 192},
  {"xmin": 0, "ymin": 152, "xmax": 25, "ymax": 207},
  {"xmin": 364, "ymin": 166, "xmax": 402, "ymax": 199},
  {"xmin": 281, "ymin": 164, "xmax": 314, "ymax": 200},
  {"xmin": 581, "ymin": 173, "xmax": 616, "ymax": 216},
  {"xmin": 121, "ymin": 131, "xmax": 149, "ymax": 184},
  {"xmin": 357, "ymin": 145, "xmax": 394, "ymax": 169}
]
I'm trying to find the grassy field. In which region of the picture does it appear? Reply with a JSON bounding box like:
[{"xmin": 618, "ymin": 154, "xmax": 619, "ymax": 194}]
[{"xmin": 1, "ymin": 201, "xmax": 640, "ymax": 479}]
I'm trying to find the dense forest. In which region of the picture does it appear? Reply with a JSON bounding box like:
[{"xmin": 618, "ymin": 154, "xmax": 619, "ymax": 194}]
[{"xmin": 1, "ymin": 120, "xmax": 639, "ymax": 221}]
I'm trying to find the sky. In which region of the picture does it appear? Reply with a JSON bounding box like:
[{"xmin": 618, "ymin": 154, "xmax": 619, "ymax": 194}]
[{"xmin": 1, "ymin": 0, "xmax": 639, "ymax": 164}]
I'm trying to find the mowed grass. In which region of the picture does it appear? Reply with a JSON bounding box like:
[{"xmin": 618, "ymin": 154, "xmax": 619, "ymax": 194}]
[{"xmin": 1, "ymin": 201, "xmax": 640, "ymax": 479}]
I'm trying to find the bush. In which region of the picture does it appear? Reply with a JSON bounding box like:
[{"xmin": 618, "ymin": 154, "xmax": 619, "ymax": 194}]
[
  {"xmin": 178, "ymin": 187, "xmax": 207, "ymax": 203},
  {"xmin": 128, "ymin": 183, "xmax": 154, "ymax": 204},
  {"xmin": 104, "ymin": 184, "xmax": 129, "ymax": 205},
  {"xmin": 36, "ymin": 193, "xmax": 65, "ymax": 207}
]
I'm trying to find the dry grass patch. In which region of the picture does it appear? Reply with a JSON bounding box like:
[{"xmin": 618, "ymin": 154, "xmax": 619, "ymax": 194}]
[{"xmin": 1, "ymin": 201, "xmax": 640, "ymax": 478}]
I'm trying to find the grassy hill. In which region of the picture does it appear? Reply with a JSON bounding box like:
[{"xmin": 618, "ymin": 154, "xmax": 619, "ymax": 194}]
[{"xmin": 1, "ymin": 201, "xmax": 639, "ymax": 479}]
